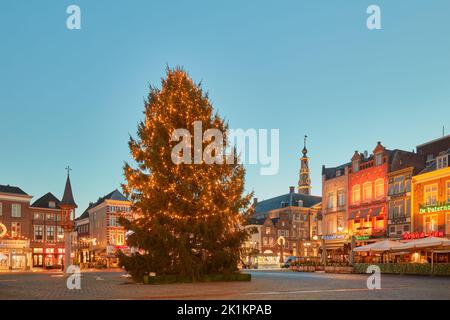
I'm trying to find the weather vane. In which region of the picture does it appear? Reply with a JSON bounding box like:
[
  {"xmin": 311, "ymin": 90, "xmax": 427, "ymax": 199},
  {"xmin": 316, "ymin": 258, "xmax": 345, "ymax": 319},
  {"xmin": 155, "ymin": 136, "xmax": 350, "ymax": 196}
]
[{"xmin": 65, "ymin": 165, "xmax": 72, "ymax": 176}]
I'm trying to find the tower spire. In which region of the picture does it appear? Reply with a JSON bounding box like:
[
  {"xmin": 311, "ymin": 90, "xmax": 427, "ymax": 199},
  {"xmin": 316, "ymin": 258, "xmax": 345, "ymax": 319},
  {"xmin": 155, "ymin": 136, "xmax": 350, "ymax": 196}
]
[
  {"xmin": 298, "ymin": 135, "xmax": 311, "ymax": 195},
  {"xmin": 61, "ymin": 166, "xmax": 77, "ymax": 208}
]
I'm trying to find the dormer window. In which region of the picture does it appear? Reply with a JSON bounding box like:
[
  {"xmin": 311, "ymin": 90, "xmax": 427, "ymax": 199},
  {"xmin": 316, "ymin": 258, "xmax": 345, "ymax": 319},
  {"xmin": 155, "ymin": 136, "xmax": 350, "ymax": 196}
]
[
  {"xmin": 49, "ymin": 201, "xmax": 56, "ymax": 209},
  {"xmin": 336, "ymin": 170, "xmax": 341, "ymax": 177},
  {"xmin": 375, "ymin": 153, "xmax": 383, "ymax": 166},
  {"xmin": 437, "ymin": 155, "xmax": 448, "ymax": 170},
  {"xmin": 426, "ymin": 154, "xmax": 434, "ymax": 163}
]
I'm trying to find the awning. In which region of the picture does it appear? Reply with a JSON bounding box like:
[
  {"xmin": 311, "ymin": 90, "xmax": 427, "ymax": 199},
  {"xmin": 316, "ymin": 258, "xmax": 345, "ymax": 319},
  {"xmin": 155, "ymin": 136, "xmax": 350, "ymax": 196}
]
[
  {"xmin": 353, "ymin": 239, "xmax": 403, "ymax": 253},
  {"xmin": 349, "ymin": 209, "xmax": 370, "ymax": 220},
  {"xmin": 369, "ymin": 207, "xmax": 383, "ymax": 217},
  {"xmin": 395, "ymin": 237, "xmax": 450, "ymax": 250}
]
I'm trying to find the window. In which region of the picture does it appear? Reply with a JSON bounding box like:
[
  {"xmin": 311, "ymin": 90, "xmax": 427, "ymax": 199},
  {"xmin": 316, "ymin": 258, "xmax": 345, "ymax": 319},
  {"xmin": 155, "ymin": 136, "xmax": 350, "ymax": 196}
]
[
  {"xmin": 11, "ymin": 204, "xmax": 21, "ymax": 218},
  {"xmin": 57, "ymin": 226, "xmax": 64, "ymax": 240},
  {"xmin": 327, "ymin": 192, "xmax": 335, "ymax": 209},
  {"xmin": 390, "ymin": 200, "xmax": 404, "ymax": 218},
  {"xmin": 46, "ymin": 213, "xmax": 55, "ymax": 221},
  {"xmin": 424, "ymin": 215, "xmax": 438, "ymax": 233},
  {"xmin": 375, "ymin": 153, "xmax": 383, "ymax": 166},
  {"xmin": 437, "ymin": 155, "xmax": 448, "ymax": 170},
  {"xmin": 49, "ymin": 201, "xmax": 56, "ymax": 209},
  {"xmin": 11, "ymin": 222, "xmax": 21, "ymax": 237},
  {"xmin": 352, "ymin": 185, "xmax": 361, "ymax": 204},
  {"xmin": 46, "ymin": 226, "xmax": 55, "ymax": 242},
  {"xmin": 446, "ymin": 213, "xmax": 450, "ymax": 235},
  {"xmin": 424, "ymin": 184, "xmax": 438, "ymax": 206},
  {"xmin": 0, "ymin": 202, "xmax": 2, "ymax": 216},
  {"xmin": 392, "ymin": 176, "xmax": 405, "ymax": 195},
  {"xmin": 265, "ymin": 227, "xmax": 271, "ymax": 235},
  {"xmin": 337, "ymin": 189, "xmax": 345, "ymax": 207},
  {"xmin": 336, "ymin": 170, "xmax": 342, "ymax": 177},
  {"xmin": 34, "ymin": 212, "xmax": 44, "ymax": 220},
  {"xmin": 363, "ymin": 182, "xmax": 372, "ymax": 202},
  {"xmin": 375, "ymin": 179, "xmax": 385, "ymax": 199},
  {"xmin": 34, "ymin": 225, "xmax": 43, "ymax": 241},
  {"xmin": 447, "ymin": 181, "xmax": 450, "ymax": 204}
]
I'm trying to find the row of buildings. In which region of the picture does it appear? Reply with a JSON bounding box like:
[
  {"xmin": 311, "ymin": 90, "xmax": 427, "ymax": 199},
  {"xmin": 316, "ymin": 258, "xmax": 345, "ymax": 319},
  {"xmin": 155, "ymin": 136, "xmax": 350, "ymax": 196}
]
[
  {"xmin": 245, "ymin": 134, "xmax": 450, "ymax": 267},
  {"xmin": 0, "ymin": 174, "xmax": 132, "ymax": 271}
]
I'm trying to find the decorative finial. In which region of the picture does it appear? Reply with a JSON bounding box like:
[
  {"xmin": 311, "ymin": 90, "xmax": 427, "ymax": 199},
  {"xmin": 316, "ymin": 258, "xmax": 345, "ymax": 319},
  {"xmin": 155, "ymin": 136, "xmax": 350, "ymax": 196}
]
[
  {"xmin": 302, "ymin": 135, "xmax": 308, "ymax": 155},
  {"xmin": 65, "ymin": 165, "xmax": 72, "ymax": 177}
]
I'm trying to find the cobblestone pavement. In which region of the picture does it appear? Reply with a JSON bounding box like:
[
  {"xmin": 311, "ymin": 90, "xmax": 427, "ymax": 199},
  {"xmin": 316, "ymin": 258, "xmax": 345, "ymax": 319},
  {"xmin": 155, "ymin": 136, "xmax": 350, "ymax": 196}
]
[{"xmin": 0, "ymin": 269, "xmax": 449, "ymax": 300}]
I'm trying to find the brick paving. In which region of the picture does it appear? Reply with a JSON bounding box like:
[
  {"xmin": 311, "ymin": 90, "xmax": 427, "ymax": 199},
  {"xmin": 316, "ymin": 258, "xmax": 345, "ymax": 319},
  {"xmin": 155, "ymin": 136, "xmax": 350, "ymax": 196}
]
[{"xmin": 0, "ymin": 269, "xmax": 449, "ymax": 300}]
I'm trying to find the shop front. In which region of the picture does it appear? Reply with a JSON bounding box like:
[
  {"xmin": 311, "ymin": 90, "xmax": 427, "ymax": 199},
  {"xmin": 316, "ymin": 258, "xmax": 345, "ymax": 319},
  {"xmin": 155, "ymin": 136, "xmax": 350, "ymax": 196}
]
[
  {"xmin": 32, "ymin": 247, "xmax": 65, "ymax": 269},
  {"xmin": 321, "ymin": 234, "xmax": 351, "ymax": 264},
  {"xmin": 0, "ymin": 239, "xmax": 32, "ymax": 271}
]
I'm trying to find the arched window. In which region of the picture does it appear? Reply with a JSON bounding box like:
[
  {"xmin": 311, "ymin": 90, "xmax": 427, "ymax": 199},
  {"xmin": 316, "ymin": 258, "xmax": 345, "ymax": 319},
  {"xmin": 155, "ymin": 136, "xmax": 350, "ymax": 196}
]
[
  {"xmin": 363, "ymin": 182, "xmax": 373, "ymax": 201},
  {"xmin": 352, "ymin": 185, "xmax": 361, "ymax": 204},
  {"xmin": 375, "ymin": 179, "xmax": 385, "ymax": 199}
]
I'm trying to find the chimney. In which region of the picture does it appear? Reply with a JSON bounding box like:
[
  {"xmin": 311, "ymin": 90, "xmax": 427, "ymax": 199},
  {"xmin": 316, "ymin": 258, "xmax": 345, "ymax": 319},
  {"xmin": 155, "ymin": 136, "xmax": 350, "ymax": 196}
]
[{"xmin": 289, "ymin": 186, "xmax": 295, "ymax": 194}]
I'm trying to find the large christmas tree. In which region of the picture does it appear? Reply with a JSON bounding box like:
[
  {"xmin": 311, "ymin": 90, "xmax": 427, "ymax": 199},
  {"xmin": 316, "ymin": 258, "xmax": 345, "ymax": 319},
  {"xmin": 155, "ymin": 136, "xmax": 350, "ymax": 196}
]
[{"xmin": 119, "ymin": 67, "xmax": 253, "ymax": 281}]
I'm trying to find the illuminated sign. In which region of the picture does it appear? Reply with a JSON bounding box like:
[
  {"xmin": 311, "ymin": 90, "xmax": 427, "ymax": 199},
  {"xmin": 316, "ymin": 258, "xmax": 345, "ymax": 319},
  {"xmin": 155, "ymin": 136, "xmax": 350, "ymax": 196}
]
[
  {"xmin": 419, "ymin": 203, "xmax": 450, "ymax": 214},
  {"xmin": 403, "ymin": 231, "xmax": 444, "ymax": 240},
  {"xmin": 321, "ymin": 234, "xmax": 347, "ymax": 241},
  {"xmin": 355, "ymin": 236, "xmax": 370, "ymax": 241}
]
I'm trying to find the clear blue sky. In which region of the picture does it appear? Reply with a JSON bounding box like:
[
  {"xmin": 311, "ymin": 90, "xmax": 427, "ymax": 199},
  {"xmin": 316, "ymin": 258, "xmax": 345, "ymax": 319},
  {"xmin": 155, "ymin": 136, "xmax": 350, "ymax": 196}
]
[{"xmin": 1, "ymin": 1, "xmax": 450, "ymax": 216}]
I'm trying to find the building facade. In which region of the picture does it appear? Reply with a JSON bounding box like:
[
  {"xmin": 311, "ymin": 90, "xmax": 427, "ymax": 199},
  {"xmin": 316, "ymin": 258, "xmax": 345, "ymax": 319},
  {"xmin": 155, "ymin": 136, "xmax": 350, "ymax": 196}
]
[
  {"xmin": 86, "ymin": 189, "xmax": 133, "ymax": 266},
  {"xmin": 348, "ymin": 142, "xmax": 389, "ymax": 242},
  {"xmin": 387, "ymin": 151, "xmax": 425, "ymax": 239},
  {"xmin": 29, "ymin": 192, "xmax": 66, "ymax": 269},
  {"xmin": 0, "ymin": 185, "xmax": 33, "ymax": 271},
  {"xmin": 321, "ymin": 163, "xmax": 350, "ymax": 263},
  {"xmin": 412, "ymin": 135, "xmax": 450, "ymax": 238}
]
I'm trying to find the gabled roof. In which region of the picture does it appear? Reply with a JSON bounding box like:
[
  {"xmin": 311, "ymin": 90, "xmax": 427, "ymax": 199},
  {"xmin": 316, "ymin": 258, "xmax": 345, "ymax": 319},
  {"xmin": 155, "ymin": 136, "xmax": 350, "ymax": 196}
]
[
  {"xmin": 31, "ymin": 192, "xmax": 61, "ymax": 209},
  {"xmin": 75, "ymin": 208, "xmax": 90, "ymax": 221},
  {"xmin": 0, "ymin": 185, "xmax": 28, "ymax": 195},
  {"xmin": 83, "ymin": 189, "xmax": 129, "ymax": 214},
  {"xmin": 322, "ymin": 162, "xmax": 350, "ymax": 180},
  {"xmin": 61, "ymin": 174, "xmax": 77, "ymax": 208},
  {"xmin": 254, "ymin": 192, "xmax": 322, "ymax": 219}
]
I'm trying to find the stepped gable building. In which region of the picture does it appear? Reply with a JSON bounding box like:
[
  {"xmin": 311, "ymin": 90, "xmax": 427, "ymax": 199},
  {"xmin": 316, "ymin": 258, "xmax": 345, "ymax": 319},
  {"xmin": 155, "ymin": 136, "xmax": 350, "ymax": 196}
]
[
  {"xmin": 412, "ymin": 135, "xmax": 450, "ymax": 239},
  {"xmin": 0, "ymin": 185, "xmax": 33, "ymax": 270},
  {"xmin": 252, "ymin": 137, "xmax": 322, "ymax": 265}
]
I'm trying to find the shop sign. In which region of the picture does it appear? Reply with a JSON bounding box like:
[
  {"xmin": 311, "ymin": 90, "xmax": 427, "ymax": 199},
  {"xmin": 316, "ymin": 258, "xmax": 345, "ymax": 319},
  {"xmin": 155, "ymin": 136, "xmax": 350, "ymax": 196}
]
[
  {"xmin": 322, "ymin": 234, "xmax": 346, "ymax": 241},
  {"xmin": 355, "ymin": 236, "xmax": 370, "ymax": 241},
  {"xmin": 403, "ymin": 231, "xmax": 444, "ymax": 240},
  {"xmin": 419, "ymin": 203, "xmax": 450, "ymax": 214},
  {"xmin": 0, "ymin": 239, "xmax": 29, "ymax": 249}
]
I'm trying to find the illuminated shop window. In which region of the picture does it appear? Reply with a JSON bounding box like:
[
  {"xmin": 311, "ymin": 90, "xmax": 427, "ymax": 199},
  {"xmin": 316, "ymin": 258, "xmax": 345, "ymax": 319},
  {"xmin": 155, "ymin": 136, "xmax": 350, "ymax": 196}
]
[{"xmin": 424, "ymin": 215, "xmax": 438, "ymax": 233}]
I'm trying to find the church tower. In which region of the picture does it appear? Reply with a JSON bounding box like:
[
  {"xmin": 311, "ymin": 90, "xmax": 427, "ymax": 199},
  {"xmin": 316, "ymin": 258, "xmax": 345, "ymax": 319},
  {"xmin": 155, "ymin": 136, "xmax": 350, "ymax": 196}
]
[
  {"xmin": 60, "ymin": 167, "xmax": 77, "ymax": 272},
  {"xmin": 298, "ymin": 135, "xmax": 311, "ymax": 195}
]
